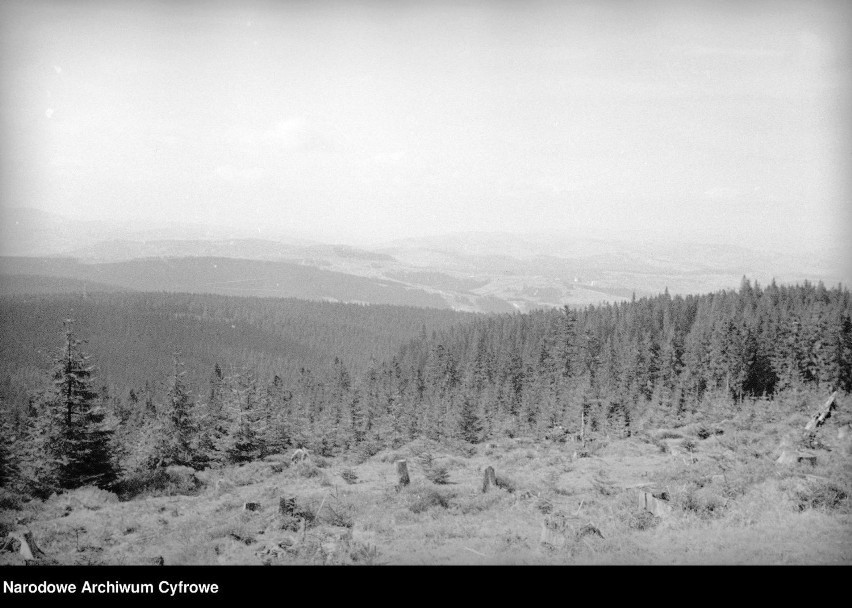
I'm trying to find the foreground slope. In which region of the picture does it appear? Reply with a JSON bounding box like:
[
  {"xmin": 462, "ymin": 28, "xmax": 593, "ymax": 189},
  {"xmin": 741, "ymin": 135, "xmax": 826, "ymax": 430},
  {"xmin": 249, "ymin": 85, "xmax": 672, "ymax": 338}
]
[{"xmin": 3, "ymin": 401, "xmax": 849, "ymax": 565}]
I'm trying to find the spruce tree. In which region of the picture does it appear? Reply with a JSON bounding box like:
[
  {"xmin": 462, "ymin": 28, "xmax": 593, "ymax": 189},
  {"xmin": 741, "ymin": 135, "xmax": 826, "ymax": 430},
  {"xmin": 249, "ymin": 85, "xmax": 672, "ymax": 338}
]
[
  {"xmin": 457, "ymin": 392, "xmax": 483, "ymax": 443},
  {"xmin": 44, "ymin": 322, "xmax": 118, "ymax": 490},
  {"xmin": 154, "ymin": 353, "xmax": 198, "ymax": 468}
]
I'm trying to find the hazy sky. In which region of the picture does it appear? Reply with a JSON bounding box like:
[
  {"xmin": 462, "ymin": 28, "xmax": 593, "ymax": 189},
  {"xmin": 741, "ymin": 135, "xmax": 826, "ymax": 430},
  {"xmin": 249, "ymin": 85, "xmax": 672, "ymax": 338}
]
[{"xmin": 1, "ymin": 0, "xmax": 849, "ymax": 249}]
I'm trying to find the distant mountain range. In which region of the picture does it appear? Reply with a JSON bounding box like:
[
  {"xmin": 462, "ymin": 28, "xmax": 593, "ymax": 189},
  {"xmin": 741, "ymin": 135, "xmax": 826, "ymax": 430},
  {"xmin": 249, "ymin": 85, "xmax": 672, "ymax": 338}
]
[{"xmin": 1, "ymin": 207, "xmax": 848, "ymax": 312}]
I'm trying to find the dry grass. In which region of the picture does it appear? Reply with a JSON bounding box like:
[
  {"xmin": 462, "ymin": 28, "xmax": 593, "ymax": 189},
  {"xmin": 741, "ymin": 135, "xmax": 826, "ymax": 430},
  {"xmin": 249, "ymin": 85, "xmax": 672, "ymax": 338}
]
[{"xmin": 3, "ymin": 414, "xmax": 851, "ymax": 565}]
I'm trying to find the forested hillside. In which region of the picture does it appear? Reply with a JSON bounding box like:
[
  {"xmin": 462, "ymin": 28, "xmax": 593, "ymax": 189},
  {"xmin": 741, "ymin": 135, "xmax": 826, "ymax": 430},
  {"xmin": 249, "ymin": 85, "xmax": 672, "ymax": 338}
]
[
  {"xmin": 0, "ymin": 292, "xmax": 475, "ymax": 417},
  {"xmin": 1, "ymin": 279, "xmax": 849, "ymax": 502}
]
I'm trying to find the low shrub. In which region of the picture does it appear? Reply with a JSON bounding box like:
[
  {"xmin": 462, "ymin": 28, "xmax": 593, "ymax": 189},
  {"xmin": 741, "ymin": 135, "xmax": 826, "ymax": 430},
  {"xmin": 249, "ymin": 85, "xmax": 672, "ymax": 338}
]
[
  {"xmin": 658, "ymin": 430, "xmax": 683, "ymax": 440},
  {"xmin": 677, "ymin": 485, "xmax": 727, "ymax": 519},
  {"xmin": 0, "ymin": 488, "xmax": 24, "ymax": 511},
  {"xmin": 628, "ymin": 510, "xmax": 660, "ymax": 531},
  {"xmin": 317, "ymin": 502, "xmax": 355, "ymax": 528},
  {"xmin": 494, "ymin": 475, "xmax": 517, "ymax": 494},
  {"xmin": 294, "ymin": 461, "xmax": 321, "ymax": 479},
  {"xmin": 451, "ymin": 492, "xmax": 504, "ymax": 515},
  {"xmin": 406, "ymin": 485, "xmax": 453, "ymax": 513},
  {"xmin": 794, "ymin": 480, "xmax": 849, "ymax": 512},
  {"xmin": 312, "ymin": 456, "xmax": 331, "ymax": 469},
  {"xmin": 114, "ymin": 466, "xmax": 204, "ymax": 500},
  {"xmin": 425, "ymin": 465, "xmax": 450, "ymax": 485}
]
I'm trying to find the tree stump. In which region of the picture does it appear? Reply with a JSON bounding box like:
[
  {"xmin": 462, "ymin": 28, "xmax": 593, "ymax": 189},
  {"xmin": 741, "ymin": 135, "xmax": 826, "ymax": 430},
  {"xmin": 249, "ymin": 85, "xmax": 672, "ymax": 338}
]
[
  {"xmin": 279, "ymin": 497, "xmax": 298, "ymax": 516},
  {"xmin": 635, "ymin": 491, "xmax": 672, "ymax": 518},
  {"xmin": 395, "ymin": 459, "xmax": 410, "ymax": 490},
  {"xmin": 8, "ymin": 530, "xmax": 47, "ymax": 562},
  {"xmin": 482, "ymin": 466, "xmax": 497, "ymax": 493}
]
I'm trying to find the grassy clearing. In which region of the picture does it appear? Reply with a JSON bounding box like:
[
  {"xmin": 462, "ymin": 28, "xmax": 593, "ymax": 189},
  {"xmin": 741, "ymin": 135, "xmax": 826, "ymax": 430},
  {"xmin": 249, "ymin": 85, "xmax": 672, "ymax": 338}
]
[{"xmin": 2, "ymin": 411, "xmax": 851, "ymax": 565}]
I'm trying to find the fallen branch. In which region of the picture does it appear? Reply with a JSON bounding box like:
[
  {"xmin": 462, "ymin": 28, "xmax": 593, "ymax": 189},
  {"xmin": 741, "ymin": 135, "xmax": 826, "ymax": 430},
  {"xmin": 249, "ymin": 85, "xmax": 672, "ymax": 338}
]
[{"xmin": 805, "ymin": 391, "xmax": 838, "ymax": 432}]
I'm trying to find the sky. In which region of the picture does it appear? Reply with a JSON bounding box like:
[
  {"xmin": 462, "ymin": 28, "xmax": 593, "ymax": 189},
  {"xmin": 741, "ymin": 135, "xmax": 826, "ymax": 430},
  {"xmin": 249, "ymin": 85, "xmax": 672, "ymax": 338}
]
[{"xmin": 0, "ymin": 0, "xmax": 849, "ymax": 251}]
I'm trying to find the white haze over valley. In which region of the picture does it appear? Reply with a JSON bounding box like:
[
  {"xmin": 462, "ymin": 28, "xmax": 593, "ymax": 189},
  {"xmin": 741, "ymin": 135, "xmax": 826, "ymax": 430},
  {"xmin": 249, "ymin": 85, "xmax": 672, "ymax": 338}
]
[{"xmin": 1, "ymin": 0, "xmax": 850, "ymax": 308}]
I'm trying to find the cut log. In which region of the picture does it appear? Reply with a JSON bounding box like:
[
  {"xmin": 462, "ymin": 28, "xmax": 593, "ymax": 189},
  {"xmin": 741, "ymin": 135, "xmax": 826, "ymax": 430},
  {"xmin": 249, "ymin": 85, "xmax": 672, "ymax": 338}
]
[
  {"xmin": 798, "ymin": 453, "xmax": 817, "ymax": 466},
  {"xmin": 777, "ymin": 451, "xmax": 818, "ymax": 466},
  {"xmin": 482, "ymin": 466, "xmax": 497, "ymax": 493},
  {"xmin": 804, "ymin": 391, "xmax": 838, "ymax": 432},
  {"xmin": 395, "ymin": 459, "xmax": 410, "ymax": 490},
  {"xmin": 8, "ymin": 530, "xmax": 47, "ymax": 562}
]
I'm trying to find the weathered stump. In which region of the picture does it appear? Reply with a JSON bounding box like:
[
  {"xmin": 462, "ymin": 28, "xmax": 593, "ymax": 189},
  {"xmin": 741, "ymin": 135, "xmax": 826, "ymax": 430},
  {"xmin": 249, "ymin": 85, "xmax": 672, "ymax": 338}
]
[
  {"xmin": 8, "ymin": 530, "xmax": 47, "ymax": 561},
  {"xmin": 635, "ymin": 491, "xmax": 672, "ymax": 518},
  {"xmin": 482, "ymin": 466, "xmax": 497, "ymax": 493},
  {"xmin": 395, "ymin": 459, "xmax": 410, "ymax": 491}
]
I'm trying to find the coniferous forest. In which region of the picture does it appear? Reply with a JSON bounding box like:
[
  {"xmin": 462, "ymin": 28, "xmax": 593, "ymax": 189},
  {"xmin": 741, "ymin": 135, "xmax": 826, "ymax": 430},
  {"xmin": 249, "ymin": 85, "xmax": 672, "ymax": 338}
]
[{"xmin": 1, "ymin": 278, "xmax": 849, "ymax": 499}]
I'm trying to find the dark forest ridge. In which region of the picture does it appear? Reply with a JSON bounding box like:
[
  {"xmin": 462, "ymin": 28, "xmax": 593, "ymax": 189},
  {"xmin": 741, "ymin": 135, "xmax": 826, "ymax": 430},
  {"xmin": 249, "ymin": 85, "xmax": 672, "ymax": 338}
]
[{"xmin": 0, "ymin": 291, "xmax": 477, "ymax": 414}]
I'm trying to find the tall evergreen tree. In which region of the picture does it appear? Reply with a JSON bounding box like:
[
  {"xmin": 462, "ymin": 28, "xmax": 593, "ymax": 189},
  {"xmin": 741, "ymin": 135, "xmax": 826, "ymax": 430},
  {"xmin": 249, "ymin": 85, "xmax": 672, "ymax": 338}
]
[
  {"xmin": 43, "ymin": 322, "xmax": 118, "ymax": 490},
  {"xmin": 153, "ymin": 353, "xmax": 198, "ymax": 468}
]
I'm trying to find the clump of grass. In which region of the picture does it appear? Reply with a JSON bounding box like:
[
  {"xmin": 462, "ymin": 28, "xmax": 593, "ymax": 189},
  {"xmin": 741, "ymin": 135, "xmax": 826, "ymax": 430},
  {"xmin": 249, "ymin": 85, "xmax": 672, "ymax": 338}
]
[
  {"xmin": 425, "ymin": 465, "xmax": 450, "ymax": 485},
  {"xmin": 494, "ymin": 475, "xmax": 517, "ymax": 494},
  {"xmin": 658, "ymin": 430, "xmax": 683, "ymax": 440},
  {"xmin": 114, "ymin": 466, "xmax": 204, "ymax": 500},
  {"xmin": 405, "ymin": 484, "xmax": 453, "ymax": 513},
  {"xmin": 451, "ymin": 492, "xmax": 505, "ymax": 515},
  {"xmin": 0, "ymin": 488, "xmax": 24, "ymax": 511},
  {"xmin": 318, "ymin": 502, "xmax": 355, "ymax": 528},
  {"xmin": 677, "ymin": 485, "xmax": 727, "ymax": 519},
  {"xmin": 653, "ymin": 438, "xmax": 669, "ymax": 454},
  {"xmin": 319, "ymin": 473, "xmax": 334, "ymax": 487},
  {"xmin": 340, "ymin": 468, "xmax": 358, "ymax": 484},
  {"xmin": 312, "ymin": 455, "xmax": 331, "ymax": 468},
  {"xmin": 628, "ymin": 510, "xmax": 660, "ymax": 530},
  {"xmin": 794, "ymin": 480, "xmax": 849, "ymax": 512},
  {"xmin": 294, "ymin": 461, "xmax": 321, "ymax": 479},
  {"xmin": 349, "ymin": 542, "xmax": 380, "ymax": 564},
  {"xmin": 680, "ymin": 438, "xmax": 697, "ymax": 453}
]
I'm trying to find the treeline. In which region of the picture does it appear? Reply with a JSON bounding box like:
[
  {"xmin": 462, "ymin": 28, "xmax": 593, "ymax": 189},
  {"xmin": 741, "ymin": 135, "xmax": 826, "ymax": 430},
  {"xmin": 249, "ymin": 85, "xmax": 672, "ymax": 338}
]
[
  {"xmin": 0, "ymin": 291, "xmax": 475, "ymax": 417},
  {"xmin": 1, "ymin": 279, "xmax": 849, "ymax": 498}
]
